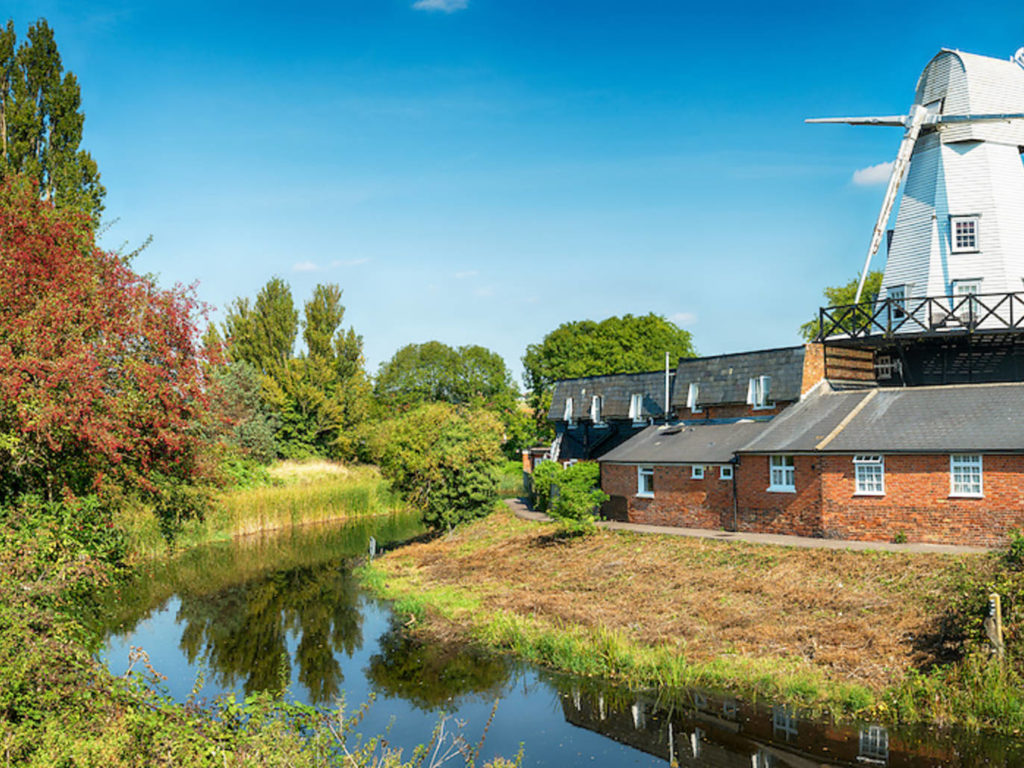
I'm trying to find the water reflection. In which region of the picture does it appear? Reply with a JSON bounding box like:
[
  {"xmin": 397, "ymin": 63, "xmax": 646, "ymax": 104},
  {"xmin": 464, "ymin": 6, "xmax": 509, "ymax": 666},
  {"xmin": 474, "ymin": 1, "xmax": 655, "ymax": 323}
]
[{"xmin": 101, "ymin": 515, "xmax": 1024, "ymax": 767}]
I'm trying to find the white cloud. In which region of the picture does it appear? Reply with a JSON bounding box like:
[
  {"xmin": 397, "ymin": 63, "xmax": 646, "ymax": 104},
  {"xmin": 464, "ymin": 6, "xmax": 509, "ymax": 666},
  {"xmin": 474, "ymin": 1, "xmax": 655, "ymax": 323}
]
[
  {"xmin": 454, "ymin": 270, "xmax": 478, "ymax": 279},
  {"xmin": 293, "ymin": 260, "xmax": 319, "ymax": 272},
  {"xmin": 852, "ymin": 161, "xmax": 894, "ymax": 187},
  {"xmin": 331, "ymin": 257, "xmax": 370, "ymax": 267},
  {"xmin": 669, "ymin": 312, "xmax": 697, "ymax": 326},
  {"xmin": 412, "ymin": 0, "xmax": 468, "ymax": 11}
]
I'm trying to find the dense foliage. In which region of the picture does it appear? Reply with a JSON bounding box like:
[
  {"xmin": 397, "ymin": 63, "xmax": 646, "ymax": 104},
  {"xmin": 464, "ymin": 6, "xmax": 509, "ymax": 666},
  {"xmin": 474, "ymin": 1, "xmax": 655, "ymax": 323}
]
[
  {"xmin": 0, "ymin": 19, "xmax": 105, "ymax": 223},
  {"xmin": 522, "ymin": 314, "xmax": 695, "ymax": 435},
  {"xmin": 221, "ymin": 279, "xmax": 372, "ymax": 460},
  {"xmin": 799, "ymin": 270, "xmax": 884, "ymax": 341},
  {"xmin": 529, "ymin": 461, "xmax": 607, "ymax": 534},
  {"xmin": 370, "ymin": 403, "xmax": 504, "ymax": 531},
  {"xmin": 0, "ymin": 178, "xmax": 208, "ymax": 516}
]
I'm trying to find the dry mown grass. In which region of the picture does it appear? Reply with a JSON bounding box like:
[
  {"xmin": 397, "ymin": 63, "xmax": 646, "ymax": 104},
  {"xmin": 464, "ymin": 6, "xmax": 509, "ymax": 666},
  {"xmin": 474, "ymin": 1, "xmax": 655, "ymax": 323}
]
[{"xmin": 380, "ymin": 509, "xmax": 994, "ymax": 690}]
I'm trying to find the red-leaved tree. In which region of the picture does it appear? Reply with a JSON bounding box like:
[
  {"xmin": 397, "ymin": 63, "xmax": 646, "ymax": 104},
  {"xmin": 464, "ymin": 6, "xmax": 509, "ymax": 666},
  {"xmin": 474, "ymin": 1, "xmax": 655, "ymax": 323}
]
[{"xmin": 0, "ymin": 178, "xmax": 208, "ymax": 513}]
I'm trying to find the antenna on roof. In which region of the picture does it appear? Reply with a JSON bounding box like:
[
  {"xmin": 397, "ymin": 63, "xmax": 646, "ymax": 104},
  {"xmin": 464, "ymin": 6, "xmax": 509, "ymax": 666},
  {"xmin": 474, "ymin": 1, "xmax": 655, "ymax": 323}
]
[{"xmin": 1014, "ymin": 47, "xmax": 1024, "ymax": 71}]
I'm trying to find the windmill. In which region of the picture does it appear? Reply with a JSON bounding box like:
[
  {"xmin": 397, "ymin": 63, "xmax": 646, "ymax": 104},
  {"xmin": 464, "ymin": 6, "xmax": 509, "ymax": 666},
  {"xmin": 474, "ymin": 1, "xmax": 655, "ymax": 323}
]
[{"xmin": 809, "ymin": 48, "xmax": 1024, "ymax": 314}]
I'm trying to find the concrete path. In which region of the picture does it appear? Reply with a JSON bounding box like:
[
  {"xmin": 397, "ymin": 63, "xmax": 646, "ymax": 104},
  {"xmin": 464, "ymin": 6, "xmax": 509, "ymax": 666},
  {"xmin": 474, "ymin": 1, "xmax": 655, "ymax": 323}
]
[{"xmin": 503, "ymin": 497, "xmax": 992, "ymax": 554}]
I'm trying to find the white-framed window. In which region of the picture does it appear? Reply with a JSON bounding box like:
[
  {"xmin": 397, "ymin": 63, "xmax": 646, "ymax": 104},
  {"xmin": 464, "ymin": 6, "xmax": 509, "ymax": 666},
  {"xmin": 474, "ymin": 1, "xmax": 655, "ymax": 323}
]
[
  {"xmin": 720, "ymin": 465, "xmax": 733, "ymax": 481},
  {"xmin": 637, "ymin": 465, "xmax": 654, "ymax": 497},
  {"xmin": 590, "ymin": 395, "xmax": 604, "ymax": 426},
  {"xmin": 768, "ymin": 455, "xmax": 795, "ymax": 492},
  {"xmin": 686, "ymin": 382, "xmax": 702, "ymax": 413},
  {"xmin": 772, "ymin": 705, "xmax": 798, "ymax": 740},
  {"xmin": 874, "ymin": 354, "xmax": 899, "ymax": 379},
  {"xmin": 854, "ymin": 455, "xmax": 885, "ymax": 495},
  {"xmin": 953, "ymin": 279, "xmax": 982, "ymax": 322},
  {"xmin": 563, "ymin": 396, "xmax": 574, "ymax": 425},
  {"xmin": 950, "ymin": 454, "xmax": 983, "ymax": 497},
  {"xmin": 887, "ymin": 285, "xmax": 906, "ymax": 317},
  {"xmin": 691, "ymin": 465, "xmax": 704, "ymax": 480},
  {"xmin": 628, "ymin": 392, "xmax": 644, "ymax": 424},
  {"xmin": 950, "ymin": 215, "xmax": 980, "ymax": 253},
  {"xmin": 859, "ymin": 725, "xmax": 889, "ymax": 762},
  {"xmin": 747, "ymin": 375, "xmax": 773, "ymax": 410}
]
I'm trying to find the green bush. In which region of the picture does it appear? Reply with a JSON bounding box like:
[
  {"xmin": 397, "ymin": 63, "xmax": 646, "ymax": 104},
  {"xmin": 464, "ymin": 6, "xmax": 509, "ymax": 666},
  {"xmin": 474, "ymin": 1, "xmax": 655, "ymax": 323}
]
[
  {"xmin": 549, "ymin": 463, "xmax": 608, "ymax": 534},
  {"xmin": 531, "ymin": 460, "xmax": 561, "ymax": 513}
]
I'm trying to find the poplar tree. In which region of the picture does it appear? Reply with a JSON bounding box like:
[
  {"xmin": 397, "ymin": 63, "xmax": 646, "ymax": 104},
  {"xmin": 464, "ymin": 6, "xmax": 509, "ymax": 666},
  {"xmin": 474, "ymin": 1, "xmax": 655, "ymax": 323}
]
[{"xmin": 0, "ymin": 19, "xmax": 105, "ymax": 223}]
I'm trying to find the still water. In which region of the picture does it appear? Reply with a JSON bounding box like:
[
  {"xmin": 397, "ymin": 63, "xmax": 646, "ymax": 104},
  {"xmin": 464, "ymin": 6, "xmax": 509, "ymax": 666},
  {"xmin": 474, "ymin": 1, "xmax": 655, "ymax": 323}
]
[{"xmin": 100, "ymin": 513, "xmax": 1023, "ymax": 767}]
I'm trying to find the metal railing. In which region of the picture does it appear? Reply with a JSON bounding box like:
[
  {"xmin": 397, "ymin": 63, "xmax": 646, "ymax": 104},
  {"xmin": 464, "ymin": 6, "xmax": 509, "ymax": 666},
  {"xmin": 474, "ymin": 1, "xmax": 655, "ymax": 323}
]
[{"xmin": 816, "ymin": 291, "xmax": 1024, "ymax": 341}]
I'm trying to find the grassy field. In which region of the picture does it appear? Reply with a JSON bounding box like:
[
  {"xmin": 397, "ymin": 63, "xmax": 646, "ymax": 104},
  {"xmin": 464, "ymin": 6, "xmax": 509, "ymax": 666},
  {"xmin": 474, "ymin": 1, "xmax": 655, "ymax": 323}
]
[
  {"xmin": 118, "ymin": 461, "xmax": 406, "ymax": 558},
  {"xmin": 361, "ymin": 508, "xmax": 1024, "ymax": 731}
]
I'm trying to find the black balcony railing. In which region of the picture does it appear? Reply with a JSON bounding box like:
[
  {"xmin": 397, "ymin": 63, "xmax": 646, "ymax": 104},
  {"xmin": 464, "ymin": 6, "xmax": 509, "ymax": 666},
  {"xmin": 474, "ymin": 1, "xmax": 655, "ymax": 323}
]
[{"xmin": 816, "ymin": 291, "xmax": 1024, "ymax": 342}]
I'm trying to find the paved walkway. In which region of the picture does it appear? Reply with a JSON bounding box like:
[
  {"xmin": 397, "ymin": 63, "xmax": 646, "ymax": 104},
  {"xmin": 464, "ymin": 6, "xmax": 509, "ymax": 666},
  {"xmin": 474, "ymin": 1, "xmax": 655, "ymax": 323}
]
[{"xmin": 503, "ymin": 497, "xmax": 992, "ymax": 554}]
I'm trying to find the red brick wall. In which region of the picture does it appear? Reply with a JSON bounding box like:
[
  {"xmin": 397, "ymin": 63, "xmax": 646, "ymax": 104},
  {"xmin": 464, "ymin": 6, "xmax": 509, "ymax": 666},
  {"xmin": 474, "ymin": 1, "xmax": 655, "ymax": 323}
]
[
  {"xmin": 674, "ymin": 402, "xmax": 789, "ymax": 420},
  {"xmin": 801, "ymin": 343, "xmax": 825, "ymax": 395},
  {"xmin": 734, "ymin": 455, "xmax": 824, "ymax": 537},
  {"xmin": 820, "ymin": 454, "xmax": 1024, "ymax": 547},
  {"xmin": 601, "ymin": 463, "xmax": 733, "ymax": 528}
]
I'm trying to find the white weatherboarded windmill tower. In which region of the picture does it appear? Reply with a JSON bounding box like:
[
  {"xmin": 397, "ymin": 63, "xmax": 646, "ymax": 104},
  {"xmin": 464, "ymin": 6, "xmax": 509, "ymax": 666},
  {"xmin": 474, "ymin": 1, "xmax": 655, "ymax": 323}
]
[{"xmin": 811, "ymin": 48, "xmax": 1024, "ymax": 386}]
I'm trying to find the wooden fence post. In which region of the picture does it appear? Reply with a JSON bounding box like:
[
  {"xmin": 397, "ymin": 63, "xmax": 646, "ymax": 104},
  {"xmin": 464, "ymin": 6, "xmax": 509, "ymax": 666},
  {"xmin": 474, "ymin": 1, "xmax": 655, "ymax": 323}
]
[{"xmin": 984, "ymin": 593, "xmax": 1005, "ymax": 660}]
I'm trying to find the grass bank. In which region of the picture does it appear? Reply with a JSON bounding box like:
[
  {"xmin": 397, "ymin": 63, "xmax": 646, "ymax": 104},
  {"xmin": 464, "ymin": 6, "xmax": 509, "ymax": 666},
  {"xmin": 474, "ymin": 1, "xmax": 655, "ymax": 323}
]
[
  {"xmin": 118, "ymin": 461, "xmax": 405, "ymax": 558},
  {"xmin": 360, "ymin": 508, "xmax": 1024, "ymax": 732}
]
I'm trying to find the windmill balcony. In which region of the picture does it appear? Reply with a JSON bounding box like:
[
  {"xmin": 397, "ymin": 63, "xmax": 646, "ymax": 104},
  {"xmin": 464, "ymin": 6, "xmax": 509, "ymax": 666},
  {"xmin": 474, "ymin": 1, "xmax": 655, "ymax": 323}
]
[{"xmin": 816, "ymin": 291, "xmax": 1024, "ymax": 344}]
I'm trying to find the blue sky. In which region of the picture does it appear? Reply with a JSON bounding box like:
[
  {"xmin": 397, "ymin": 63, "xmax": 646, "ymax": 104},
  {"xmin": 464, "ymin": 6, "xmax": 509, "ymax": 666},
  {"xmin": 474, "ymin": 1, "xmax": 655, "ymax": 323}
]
[{"xmin": 7, "ymin": 0, "xmax": 1024, "ymax": 382}]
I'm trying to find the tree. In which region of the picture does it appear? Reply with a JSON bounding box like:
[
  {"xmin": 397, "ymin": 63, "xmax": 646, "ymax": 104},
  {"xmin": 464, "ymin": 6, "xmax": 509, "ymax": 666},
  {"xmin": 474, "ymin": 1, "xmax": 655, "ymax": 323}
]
[
  {"xmin": 370, "ymin": 403, "xmax": 503, "ymax": 531},
  {"xmin": 203, "ymin": 362, "xmax": 279, "ymax": 464},
  {"xmin": 799, "ymin": 271, "xmax": 884, "ymax": 341},
  {"xmin": 0, "ymin": 177, "xmax": 206, "ymax": 509},
  {"xmin": 223, "ymin": 277, "xmax": 299, "ymax": 376},
  {"xmin": 0, "ymin": 19, "xmax": 104, "ymax": 223},
  {"xmin": 522, "ymin": 313, "xmax": 696, "ymax": 434}
]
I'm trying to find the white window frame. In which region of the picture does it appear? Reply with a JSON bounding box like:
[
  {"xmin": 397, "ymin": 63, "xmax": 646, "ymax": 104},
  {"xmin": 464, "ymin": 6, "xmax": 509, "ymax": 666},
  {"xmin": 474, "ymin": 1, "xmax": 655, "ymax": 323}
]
[
  {"xmin": 628, "ymin": 392, "xmax": 644, "ymax": 425},
  {"xmin": 853, "ymin": 455, "xmax": 885, "ymax": 496},
  {"xmin": 590, "ymin": 395, "xmax": 605, "ymax": 426},
  {"xmin": 950, "ymin": 214, "xmax": 980, "ymax": 253},
  {"xmin": 887, "ymin": 284, "xmax": 906, "ymax": 318},
  {"xmin": 637, "ymin": 465, "xmax": 654, "ymax": 497},
  {"xmin": 950, "ymin": 454, "xmax": 983, "ymax": 498},
  {"xmin": 747, "ymin": 375, "xmax": 773, "ymax": 410},
  {"xmin": 768, "ymin": 455, "xmax": 795, "ymax": 493},
  {"xmin": 686, "ymin": 382, "xmax": 702, "ymax": 414},
  {"xmin": 952, "ymin": 279, "xmax": 982, "ymax": 323},
  {"xmin": 874, "ymin": 354, "xmax": 899, "ymax": 379},
  {"xmin": 720, "ymin": 465, "xmax": 733, "ymax": 481},
  {"xmin": 691, "ymin": 465, "xmax": 704, "ymax": 480}
]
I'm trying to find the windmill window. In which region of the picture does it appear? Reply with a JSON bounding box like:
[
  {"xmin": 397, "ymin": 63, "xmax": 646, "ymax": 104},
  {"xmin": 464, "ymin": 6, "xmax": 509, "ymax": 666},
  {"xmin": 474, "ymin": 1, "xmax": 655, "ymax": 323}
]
[
  {"xmin": 874, "ymin": 354, "xmax": 899, "ymax": 379},
  {"xmin": 953, "ymin": 279, "xmax": 982, "ymax": 322},
  {"xmin": 628, "ymin": 393, "xmax": 644, "ymax": 424},
  {"xmin": 768, "ymin": 455, "xmax": 795, "ymax": 492},
  {"xmin": 887, "ymin": 285, "xmax": 906, "ymax": 317},
  {"xmin": 951, "ymin": 215, "xmax": 980, "ymax": 253},
  {"xmin": 637, "ymin": 466, "xmax": 654, "ymax": 497},
  {"xmin": 950, "ymin": 454, "xmax": 983, "ymax": 497},
  {"xmin": 854, "ymin": 455, "xmax": 885, "ymax": 495}
]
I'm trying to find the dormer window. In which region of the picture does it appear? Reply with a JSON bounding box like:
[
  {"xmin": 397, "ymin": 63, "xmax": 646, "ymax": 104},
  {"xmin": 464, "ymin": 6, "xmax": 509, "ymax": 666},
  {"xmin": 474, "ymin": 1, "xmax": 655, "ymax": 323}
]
[
  {"xmin": 563, "ymin": 396, "xmax": 574, "ymax": 426},
  {"xmin": 686, "ymin": 382, "xmax": 702, "ymax": 414},
  {"xmin": 590, "ymin": 395, "xmax": 604, "ymax": 426},
  {"xmin": 887, "ymin": 285, "xmax": 906, "ymax": 318},
  {"xmin": 951, "ymin": 215, "xmax": 979, "ymax": 253},
  {"xmin": 628, "ymin": 393, "xmax": 644, "ymax": 424},
  {"xmin": 747, "ymin": 375, "xmax": 773, "ymax": 410}
]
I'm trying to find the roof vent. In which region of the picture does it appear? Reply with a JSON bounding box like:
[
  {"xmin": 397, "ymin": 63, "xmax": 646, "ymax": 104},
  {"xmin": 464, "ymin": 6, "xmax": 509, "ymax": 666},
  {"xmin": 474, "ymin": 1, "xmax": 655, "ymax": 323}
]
[
  {"xmin": 1015, "ymin": 46, "xmax": 1024, "ymax": 71},
  {"xmin": 660, "ymin": 425, "xmax": 684, "ymax": 435}
]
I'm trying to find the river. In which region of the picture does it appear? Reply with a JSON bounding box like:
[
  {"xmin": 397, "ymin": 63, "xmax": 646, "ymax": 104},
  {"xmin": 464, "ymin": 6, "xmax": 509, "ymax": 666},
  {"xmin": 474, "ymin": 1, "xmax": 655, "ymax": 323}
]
[{"xmin": 99, "ymin": 512, "xmax": 1024, "ymax": 767}]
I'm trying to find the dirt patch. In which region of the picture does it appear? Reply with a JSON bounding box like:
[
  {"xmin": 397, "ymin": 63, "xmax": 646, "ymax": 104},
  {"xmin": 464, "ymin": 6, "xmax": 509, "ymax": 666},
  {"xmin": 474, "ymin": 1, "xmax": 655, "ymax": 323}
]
[{"xmin": 379, "ymin": 509, "xmax": 995, "ymax": 690}]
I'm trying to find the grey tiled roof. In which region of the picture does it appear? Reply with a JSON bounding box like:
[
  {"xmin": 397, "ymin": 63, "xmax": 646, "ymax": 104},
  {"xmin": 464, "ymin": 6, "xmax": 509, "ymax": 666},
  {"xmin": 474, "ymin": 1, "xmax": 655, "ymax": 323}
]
[
  {"xmin": 599, "ymin": 420, "xmax": 772, "ymax": 464},
  {"xmin": 740, "ymin": 381, "xmax": 1024, "ymax": 453},
  {"xmin": 547, "ymin": 371, "xmax": 672, "ymax": 421},
  {"xmin": 671, "ymin": 346, "xmax": 805, "ymax": 407}
]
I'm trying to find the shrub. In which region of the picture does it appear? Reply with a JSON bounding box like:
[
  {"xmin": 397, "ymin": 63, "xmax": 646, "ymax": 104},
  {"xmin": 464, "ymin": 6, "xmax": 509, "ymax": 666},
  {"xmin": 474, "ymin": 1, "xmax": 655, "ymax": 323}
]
[
  {"xmin": 549, "ymin": 463, "xmax": 608, "ymax": 534},
  {"xmin": 531, "ymin": 461, "xmax": 561, "ymax": 513}
]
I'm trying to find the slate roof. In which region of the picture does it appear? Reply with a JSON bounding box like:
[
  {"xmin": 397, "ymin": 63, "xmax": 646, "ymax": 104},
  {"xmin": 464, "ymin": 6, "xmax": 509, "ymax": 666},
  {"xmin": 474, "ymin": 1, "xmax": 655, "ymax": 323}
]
[
  {"xmin": 740, "ymin": 381, "xmax": 1024, "ymax": 454},
  {"xmin": 547, "ymin": 371, "xmax": 671, "ymax": 421},
  {"xmin": 599, "ymin": 420, "xmax": 772, "ymax": 465},
  {"xmin": 671, "ymin": 346, "xmax": 805, "ymax": 408}
]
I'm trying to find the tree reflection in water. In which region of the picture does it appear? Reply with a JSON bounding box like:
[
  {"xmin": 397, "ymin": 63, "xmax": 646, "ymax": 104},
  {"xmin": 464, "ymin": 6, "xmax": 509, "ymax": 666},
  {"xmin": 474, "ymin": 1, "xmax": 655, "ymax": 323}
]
[
  {"xmin": 367, "ymin": 623, "xmax": 511, "ymax": 711},
  {"xmin": 175, "ymin": 561, "xmax": 364, "ymax": 703}
]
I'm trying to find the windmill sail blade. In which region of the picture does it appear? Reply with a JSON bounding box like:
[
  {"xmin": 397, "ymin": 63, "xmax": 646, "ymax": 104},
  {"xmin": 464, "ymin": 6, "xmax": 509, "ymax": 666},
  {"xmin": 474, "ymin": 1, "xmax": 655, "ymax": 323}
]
[
  {"xmin": 853, "ymin": 106, "xmax": 929, "ymax": 303},
  {"xmin": 805, "ymin": 116, "xmax": 908, "ymax": 126},
  {"xmin": 933, "ymin": 112, "xmax": 1024, "ymax": 124}
]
